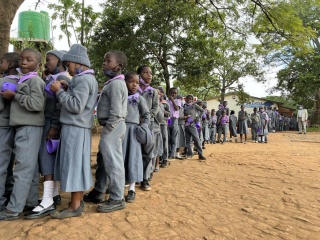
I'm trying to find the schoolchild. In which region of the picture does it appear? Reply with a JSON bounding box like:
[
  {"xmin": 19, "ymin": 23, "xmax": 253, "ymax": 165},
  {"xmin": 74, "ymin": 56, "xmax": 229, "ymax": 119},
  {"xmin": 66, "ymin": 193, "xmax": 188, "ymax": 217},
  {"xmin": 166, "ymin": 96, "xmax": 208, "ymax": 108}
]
[
  {"xmin": 123, "ymin": 72, "xmax": 150, "ymax": 203},
  {"xmin": 24, "ymin": 50, "xmax": 71, "ymax": 219},
  {"xmin": 250, "ymin": 107, "xmax": 261, "ymax": 143},
  {"xmin": 137, "ymin": 65, "xmax": 159, "ymax": 191},
  {"xmin": 49, "ymin": 44, "xmax": 98, "ymax": 219},
  {"xmin": 0, "ymin": 48, "xmax": 45, "ymax": 220},
  {"xmin": 223, "ymin": 100, "xmax": 230, "ymax": 141},
  {"xmin": 95, "ymin": 50, "xmax": 128, "ymax": 213},
  {"xmin": 167, "ymin": 87, "xmax": 181, "ymax": 159},
  {"xmin": 237, "ymin": 105, "xmax": 249, "ymax": 144},
  {"xmin": 217, "ymin": 110, "xmax": 229, "ymax": 144},
  {"xmin": 0, "ymin": 52, "xmax": 20, "ymax": 211},
  {"xmin": 175, "ymin": 95, "xmax": 186, "ymax": 160},
  {"xmin": 195, "ymin": 99, "xmax": 204, "ymax": 146},
  {"xmin": 258, "ymin": 107, "xmax": 269, "ymax": 143},
  {"xmin": 228, "ymin": 110, "xmax": 237, "ymax": 143},
  {"xmin": 201, "ymin": 102, "xmax": 210, "ymax": 148},
  {"xmin": 183, "ymin": 95, "xmax": 206, "ymax": 160},
  {"xmin": 209, "ymin": 109, "xmax": 217, "ymax": 144},
  {"xmin": 157, "ymin": 86, "xmax": 170, "ymax": 168}
]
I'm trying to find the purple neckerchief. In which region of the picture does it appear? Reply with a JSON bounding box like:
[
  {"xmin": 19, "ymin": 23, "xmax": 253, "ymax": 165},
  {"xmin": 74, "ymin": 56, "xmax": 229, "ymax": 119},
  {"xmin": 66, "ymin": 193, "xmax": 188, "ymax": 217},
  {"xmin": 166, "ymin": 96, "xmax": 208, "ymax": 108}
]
[
  {"xmin": 139, "ymin": 76, "xmax": 149, "ymax": 86},
  {"xmin": 138, "ymin": 85, "xmax": 154, "ymax": 93},
  {"xmin": 46, "ymin": 71, "xmax": 69, "ymax": 82},
  {"xmin": 18, "ymin": 72, "xmax": 38, "ymax": 84},
  {"xmin": 211, "ymin": 115, "xmax": 217, "ymax": 124},
  {"xmin": 75, "ymin": 69, "xmax": 95, "ymax": 76},
  {"xmin": 184, "ymin": 103, "xmax": 193, "ymax": 110},
  {"xmin": 128, "ymin": 92, "xmax": 139, "ymax": 106},
  {"xmin": 5, "ymin": 75, "xmax": 20, "ymax": 81},
  {"xmin": 105, "ymin": 74, "xmax": 125, "ymax": 85}
]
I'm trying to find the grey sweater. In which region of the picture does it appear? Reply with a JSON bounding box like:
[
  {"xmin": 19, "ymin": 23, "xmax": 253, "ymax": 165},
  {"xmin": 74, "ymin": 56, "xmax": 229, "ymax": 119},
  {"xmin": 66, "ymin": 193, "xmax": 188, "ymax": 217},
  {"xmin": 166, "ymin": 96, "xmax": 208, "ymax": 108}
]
[
  {"xmin": 56, "ymin": 73, "xmax": 98, "ymax": 129},
  {"xmin": 44, "ymin": 75, "xmax": 70, "ymax": 129},
  {"xmin": 138, "ymin": 87, "xmax": 159, "ymax": 121},
  {"xmin": 183, "ymin": 103, "xmax": 204, "ymax": 121},
  {"xmin": 0, "ymin": 77, "xmax": 18, "ymax": 127},
  {"xmin": 97, "ymin": 78, "xmax": 128, "ymax": 127},
  {"xmin": 10, "ymin": 76, "xmax": 45, "ymax": 127},
  {"xmin": 125, "ymin": 94, "xmax": 150, "ymax": 125}
]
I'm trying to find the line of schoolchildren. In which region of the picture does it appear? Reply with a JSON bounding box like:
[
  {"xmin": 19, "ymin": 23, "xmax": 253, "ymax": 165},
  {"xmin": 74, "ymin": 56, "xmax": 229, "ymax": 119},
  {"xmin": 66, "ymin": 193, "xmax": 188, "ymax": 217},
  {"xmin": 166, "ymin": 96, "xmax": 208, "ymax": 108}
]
[{"xmin": 0, "ymin": 44, "xmax": 209, "ymax": 221}]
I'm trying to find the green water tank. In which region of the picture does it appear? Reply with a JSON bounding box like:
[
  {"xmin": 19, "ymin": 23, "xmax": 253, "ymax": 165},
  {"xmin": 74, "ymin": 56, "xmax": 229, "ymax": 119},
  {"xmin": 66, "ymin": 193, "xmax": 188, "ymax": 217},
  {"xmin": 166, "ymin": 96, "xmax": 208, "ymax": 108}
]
[{"xmin": 18, "ymin": 10, "xmax": 50, "ymax": 41}]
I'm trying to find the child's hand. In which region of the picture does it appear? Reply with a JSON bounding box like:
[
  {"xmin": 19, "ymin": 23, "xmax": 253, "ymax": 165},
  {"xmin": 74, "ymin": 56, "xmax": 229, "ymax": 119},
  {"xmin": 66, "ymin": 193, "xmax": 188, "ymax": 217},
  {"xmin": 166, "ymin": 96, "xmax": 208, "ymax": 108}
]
[
  {"xmin": 0, "ymin": 90, "xmax": 16, "ymax": 100},
  {"xmin": 50, "ymin": 81, "xmax": 62, "ymax": 92},
  {"xmin": 47, "ymin": 128, "xmax": 59, "ymax": 139},
  {"xmin": 59, "ymin": 80, "xmax": 69, "ymax": 91}
]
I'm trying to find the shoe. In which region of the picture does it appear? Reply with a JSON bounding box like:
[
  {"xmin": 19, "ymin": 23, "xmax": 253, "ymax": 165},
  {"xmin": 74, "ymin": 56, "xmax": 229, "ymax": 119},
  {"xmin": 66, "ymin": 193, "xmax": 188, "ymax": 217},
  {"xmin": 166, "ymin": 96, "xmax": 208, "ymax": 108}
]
[
  {"xmin": 199, "ymin": 155, "xmax": 206, "ymax": 161},
  {"xmin": 235, "ymin": 139, "xmax": 238, "ymax": 143},
  {"xmin": 0, "ymin": 205, "xmax": 5, "ymax": 212},
  {"xmin": 141, "ymin": 180, "xmax": 151, "ymax": 191},
  {"xmin": 0, "ymin": 209, "xmax": 20, "ymax": 221},
  {"xmin": 243, "ymin": 141, "xmax": 247, "ymax": 144},
  {"xmin": 154, "ymin": 167, "xmax": 160, "ymax": 172},
  {"xmin": 304, "ymin": 132, "xmax": 306, "ymax": 134},
  {"xmin": 229, "ymin": 140, "xmax": 232, "ymax": 142},
  {"xmin": 202, "ymin": 146, "xmax": 206, "ymax": 149},
  {"xmin": 160, "ymin": 162, "xmax": 169, "ymax": 168},
  {"xmin": 125, "ymin": 190, "xmax": 136, "ymax": 203},
  {"xmin": 176, "ymin": 156, "xmax": 184, "ymax": 160},
  {"xmin": 53, "ymin": 195, "xmax": 61, "ymax": 205},
  {"xmin": 83, "ymin": 189, "xmax": 104, "ymax": 203},
  {"xmin": 97, "ymin": 198, "xmax": 126, "ymax": 213},
  {"xmin": 23, "ymin": 205, "xmax": 36, "ymax": 212},
  {"xmin": 51, "ymin": 205, "xmax": 83, "ymax": 219},
  {"xmin": 148, "ymin": 173, "xmax": 153, "ymax": 181},
  {"xmin": 24, "ymin": 203, "xmax": 56, "ymax": 219},
  {"xmin": 221, "ymin": 141, "xmax": 225, "ymax": 145}
]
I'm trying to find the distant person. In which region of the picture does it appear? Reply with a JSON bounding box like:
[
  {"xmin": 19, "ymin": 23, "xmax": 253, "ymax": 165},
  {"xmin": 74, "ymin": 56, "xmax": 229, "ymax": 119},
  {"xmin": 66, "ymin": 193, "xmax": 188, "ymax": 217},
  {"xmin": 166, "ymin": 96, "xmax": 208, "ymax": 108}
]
[
  {"xmin": 297, "ymin": 105, "xmax": 308, "ymax": 134},
  {"xmin": 237, "ymin": 105, "xmax": 248, "ymax": 144}
]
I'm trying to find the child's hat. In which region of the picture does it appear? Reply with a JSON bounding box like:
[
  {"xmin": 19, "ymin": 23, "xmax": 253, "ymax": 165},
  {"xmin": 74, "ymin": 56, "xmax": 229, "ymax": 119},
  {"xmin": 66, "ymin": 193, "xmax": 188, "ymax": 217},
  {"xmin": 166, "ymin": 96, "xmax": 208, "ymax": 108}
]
[
  {"xmin": 62, "ymin": 44, "xmax": 91, "ymax": 67},
  {"xmin": 46, "ymin": 50, "xmax": 66, "ymax": 60}
]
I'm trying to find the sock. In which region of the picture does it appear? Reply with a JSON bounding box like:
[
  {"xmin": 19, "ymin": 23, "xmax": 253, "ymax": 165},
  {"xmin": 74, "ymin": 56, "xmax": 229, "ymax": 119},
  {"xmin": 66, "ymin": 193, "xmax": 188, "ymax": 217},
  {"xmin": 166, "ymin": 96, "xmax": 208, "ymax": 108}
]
[
  {"xmin": 129, "ymin": 182, "xmax": 135, "ymax": 192},
  {"xmin": 53, "ymin": 181, "xmax": 60, "ymax": 197},
  {"xmin": 262, "ymin": 136, "xmax": 265, "ymax": 142},
  {"xmin": 33, "ymin": 181, "xmax": 54, "ymax": 212},
  {"xmin": 177, "ymin": 152, "xmax": 181, "ymax": 158}
]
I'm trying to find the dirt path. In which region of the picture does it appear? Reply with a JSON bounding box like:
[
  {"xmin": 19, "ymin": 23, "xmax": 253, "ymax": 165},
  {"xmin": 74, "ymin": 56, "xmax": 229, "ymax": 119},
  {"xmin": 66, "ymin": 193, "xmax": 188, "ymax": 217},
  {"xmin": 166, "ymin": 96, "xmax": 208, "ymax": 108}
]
[{"xmin": 1, "ymin": 132, "xmax": 320, "ymax": 240}]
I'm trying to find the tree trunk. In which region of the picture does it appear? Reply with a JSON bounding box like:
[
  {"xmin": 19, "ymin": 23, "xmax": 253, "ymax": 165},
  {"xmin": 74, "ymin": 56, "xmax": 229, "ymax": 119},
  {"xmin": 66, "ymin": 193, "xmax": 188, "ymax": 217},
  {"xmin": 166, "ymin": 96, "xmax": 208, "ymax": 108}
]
[
  {"xmin": 160, "ymin": 60, "xmax": 170, "ymax": 95},
  {"xmin": 0, "ymin": 0, "xmax": 24, "ymax": 57},
  {"xmin": 312, "ymin": 90, "xmax": 320, "ymax": 125}
]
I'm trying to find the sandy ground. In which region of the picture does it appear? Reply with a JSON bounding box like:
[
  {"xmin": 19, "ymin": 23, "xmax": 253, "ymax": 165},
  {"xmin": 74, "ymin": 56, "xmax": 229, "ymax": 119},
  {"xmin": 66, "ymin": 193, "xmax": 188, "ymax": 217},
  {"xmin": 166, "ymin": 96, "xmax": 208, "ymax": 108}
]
[{"xmin": 1, "ymin": 131, "xmax": 320, "ymax": 240}]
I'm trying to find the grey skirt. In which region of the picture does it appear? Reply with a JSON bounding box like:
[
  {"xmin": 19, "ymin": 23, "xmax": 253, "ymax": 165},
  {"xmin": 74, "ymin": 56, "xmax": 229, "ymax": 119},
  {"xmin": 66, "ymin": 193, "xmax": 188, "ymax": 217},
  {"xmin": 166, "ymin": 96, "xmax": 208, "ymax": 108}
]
[
  {"xmin": 237, "ymin": 120, "xmax": 248, "ymax": 134},
  {"xmin": 202, "ymin": 122, "xmax": 210, "ymax": 141},
  {"xmin": 177, "ymin": 124, "xmax": 186, "ymax": 148},
  {"xmin": 38, "ymin": 118, "xmax": 57, "ymax": 176},
  {"xmin": 123, "ymin": 123, "xmax": 143, "ymax": 183},
  {"xmin": 54, "ymin": 125, "xmax": 93, "ymax": 192}
]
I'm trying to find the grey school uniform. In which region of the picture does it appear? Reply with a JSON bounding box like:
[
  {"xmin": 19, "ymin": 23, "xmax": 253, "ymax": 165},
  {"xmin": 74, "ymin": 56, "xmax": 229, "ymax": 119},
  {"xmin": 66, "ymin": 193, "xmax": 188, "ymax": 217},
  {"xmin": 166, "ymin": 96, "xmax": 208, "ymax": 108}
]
[
  {"xmin": 151, "ymin": 105, "xmax": 164, "ymax": 170},
  {"xmin": 209, "ymin": 115, "xmax": 217, "ymax": 143},
  {"xmin": 258, "ymin": 112, "xmax": 268, "ymax": 136},
  {"xmin": 123, "ymin": 94, "xmax": 150, "ymax": 183},
  {"xmin": 251, "ymin": 113, "xmax": 261, "ymax": 141},
  {"xmin": 184, "ymin": 103, "xmax": 204, "ymax": 157},
  {"xmin": 167, "ymin": 98, "xmax": 181, "ymax": 157},
  {"xmin": 202, "ymin": 109, "xmax": 210, "ymax": 141},
  {"xmin": 54, "ymin": 72, "xmax": 98, "ymax": 192},
  {"xmin": 237, "ymin": 110, "xmax": 248, "ymax": 134},
  {"xmin": 0, "ymin": 76, "xmax": 18, "ymax": 207},
  {"xmin": 6, "ymin": 75, "xmax": 45, "ymax": 213},
  {"xmin": 177, "ymin": 107, "xmax": 186, "ymax": 148},
  {"xmin": 229, "ymin": 114, "xmax": 237, "ymax": 138},
  {"xmin": 39, "ymin": 74, "xmax": 70, "ymax": 176},
  {"xmin": 97, "ymin": 76, "xmax": 127, "ymax": 201},
  {"xmin": 138, "ymin": 86, "xmax": 159, "ymax": 181},
  {"xmin": 160, "ymin": 101, "xmax": 169, "ymax": 161}
]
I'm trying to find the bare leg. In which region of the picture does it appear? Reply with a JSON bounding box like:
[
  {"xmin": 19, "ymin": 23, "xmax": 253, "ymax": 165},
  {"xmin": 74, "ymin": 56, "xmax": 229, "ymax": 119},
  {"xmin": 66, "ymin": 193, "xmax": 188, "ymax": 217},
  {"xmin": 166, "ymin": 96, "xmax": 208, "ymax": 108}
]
[{"xmin": 69, "ymin": 192, "xmax": 83, "ymax": 210}]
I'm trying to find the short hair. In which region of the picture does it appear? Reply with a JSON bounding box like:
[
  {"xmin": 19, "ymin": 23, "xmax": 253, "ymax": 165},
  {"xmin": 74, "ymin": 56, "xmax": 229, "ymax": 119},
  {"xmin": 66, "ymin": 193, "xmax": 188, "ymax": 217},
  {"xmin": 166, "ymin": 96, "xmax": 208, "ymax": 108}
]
[
  {"xmin": 124, "ymin": 72, "xmax": 137, "ymax": 81},
  {"xmin": 137, "ymin": 65, "xmax": 150, "ymax": 75},
  {"xmin": 169, "ymin": 87, "xmax": 178, "ymax": 94},
  {"xmin": 185, "ymin": 94, "xmax": 193, "ymax": 99},
  {"xmin": 2, "ymin": 52, "xmax": 20, "ymax": 69},
  {"xmin": 22, "ymin": 48, "xmax": 42, "ymax": 63},
  {"xmin": 230, "ymin": 110, "xmax": 235, "ymax": 114},
  {"xmin": 108, "ymin": 50, "xmax": 127, "ymax": 69}
]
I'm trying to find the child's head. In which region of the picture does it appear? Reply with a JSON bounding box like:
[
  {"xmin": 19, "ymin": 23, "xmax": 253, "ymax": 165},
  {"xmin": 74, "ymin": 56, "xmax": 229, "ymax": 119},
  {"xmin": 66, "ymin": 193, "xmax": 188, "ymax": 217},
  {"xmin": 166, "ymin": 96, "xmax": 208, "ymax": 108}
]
[
  {"xmin": 253, "ymin": 107, "xmax": 257, "ymax": 113},
  {"xmin": 137, "ymin": 65, "xmax": 152, "ymax": 85},
  {"xmin": 222, "ymin": 110, "xmax": 226, "ymax": 115},
  {"xmin": 103, "ymin": 50, "xmax": 127, "ymax": 79},
  {"xmin": 223, "ymin": 100, "xmax": 228, "ymax": 107},
  {"xmin": 62, "ymin": 44, "xmax": 91, "ymax": 76},
  {"xmin": 211, "ymin": 109, "xmax": 215, "ymax": 115},
  {"xmin": 125, "ymin": 72, "xmax": 139, "ymax": 94},
  {"xmin": 240, "ymin": 104, "xmax": 245, "ymax": 110},
  {"xmin": 230, "ymin": 110, "xmax": 235, "ymax": 115},
  {"xmin": 19, "ymin": 48, "xmax": 42, "ymax": 74},
  {"xmin": 169, "ymin": 87, "xmax": 178, "ymax": 99},
  {"xmin": 196, "ymin": 99, "xmax": 203, "ymax": 107},
  {"xmin": 185, "ymin": 94, "xmax": 193, "ymax": 104},
  {"xmin": 45, "ymin": 50, "xmax": 66, "ymax": 75},
  {"xmin": 157, "ymin": 86, "xmax": 165, "ymax": 100},
  {"xmin": 0, "ymin": 52, "xmax": 20, "ymax": 75},
  {"xmin": 218, "ymin": 104, "xmax": 223, "ymax": 110}
]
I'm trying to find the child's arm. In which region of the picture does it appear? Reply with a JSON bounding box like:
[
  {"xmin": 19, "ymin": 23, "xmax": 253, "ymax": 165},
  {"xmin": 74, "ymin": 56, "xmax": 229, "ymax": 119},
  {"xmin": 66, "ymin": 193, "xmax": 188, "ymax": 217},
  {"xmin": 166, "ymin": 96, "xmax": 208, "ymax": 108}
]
[
  {"xmin": 195, "ymin": 103, "xmax": 204, "ymax": 113},
  {"xmin": 150, "ymin": 89, "xmax": 159, "ymax": 118},
  {"xmin": 139, "ymin": 97, "xmax": 150, "ymax": 125},
  {"xmin": 15, "ymin": 78, "xmax": 45, "ymax": 112},
  {"xmin": 56, "ymin": 76, "xmax": 91, "ymax": 114}
]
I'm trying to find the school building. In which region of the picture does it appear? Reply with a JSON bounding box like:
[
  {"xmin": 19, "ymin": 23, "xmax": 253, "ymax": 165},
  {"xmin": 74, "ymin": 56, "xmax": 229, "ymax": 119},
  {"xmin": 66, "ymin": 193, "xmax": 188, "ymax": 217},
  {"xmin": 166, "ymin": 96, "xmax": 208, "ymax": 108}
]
[{"xmin": 206, "ymin": 93, "xmax": 295, "ymax": 116}]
